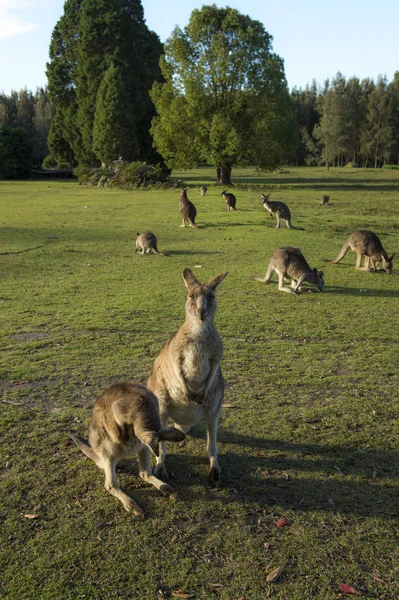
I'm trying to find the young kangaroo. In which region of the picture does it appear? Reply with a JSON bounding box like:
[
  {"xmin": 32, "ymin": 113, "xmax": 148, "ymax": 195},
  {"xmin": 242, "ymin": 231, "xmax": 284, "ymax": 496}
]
[
  {"xmin": 221, "ymin": 190, "xmax": 237, "ymax": 211},
  {"xmin": 331, "ymin": 230, "xmax": 394, "ymax": 273},
  {"xmin": 136, "ymin": 232, "xmax": 165, "ymax": 256},
  {"xmin": 68, "ymin": 382, "xmax": 185, "ymax": 515},
  {"xmin": 320, "ymin": 195, "xmax": 330, "ymax": 206},
  {"xmin": 147, "ymin": 268, "xmax": 228, "ymax": 486},
  {"xmin": 199, "ymin": 185, "xmax": 208, "ymax": 196},
  {"xmin": 180, "ymin": 188, "xmax": 199, "ymax": 228},
  {"xmin": 261, "ymin": 193, "xmax": 305, "ymax": 230},
  {"xmin": 251, "ymin": 246, "xmax": 324, "ymax": 294}
]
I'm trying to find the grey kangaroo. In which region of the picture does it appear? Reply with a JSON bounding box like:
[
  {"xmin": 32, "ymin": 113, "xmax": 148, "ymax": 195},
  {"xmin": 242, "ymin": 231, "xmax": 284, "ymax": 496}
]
[
  {"xmin": 147, "ymin": 268, "xmax": 228, "ymax": 486},
  {"xmin": 199, "ymin": 185, "xmax": 208, "ymax": 196},
  {"xmin": 331, "ymin": 230, "xmax": 394, "ymax": 273},
  {"xmin": 261, "ymin": 193, "xmax": 305, "ymax": 230},
  {"xmin": 320, "ymin": 195, "xmax": 330, "ymax": 205},
  {"xmin": 221, "ymin": 190, "xmax": 237, "ymax": 211},
  {"xmin": 136, "ymin": 231, "xmax": 165, "ymax": 255},
  {"xmin": 251, "ymin": 246, "xmax": 324, "ymax": 294},
  {"xmin": 180, "ymin": 188, "xmax": 199, "ymax": 228},
  {"xmin": 68, "ymin": 382, "xmax": 185, "ymax": 515}
]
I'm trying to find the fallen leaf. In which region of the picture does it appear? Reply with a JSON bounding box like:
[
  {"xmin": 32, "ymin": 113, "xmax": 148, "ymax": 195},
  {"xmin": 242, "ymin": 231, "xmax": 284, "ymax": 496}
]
[
  {"xmin": 222, "ymin": 403, "xmax": 235, "ymax": 408},
  {"xmin": 170, "ymin": 535, "xmax": 178, "ymax": 543},
  {"xmin": 282, "ymin": 472, "xmax": 289, "ymax": 480},
  {"xmin": 276, "ymin": 517, "xmax": 289, "ymax": 528},
  {"xmin": 370, "ymin": 574, "xmax": 385, "ymax": 584},
  {"xmin": 171, "ymin": 591, "xmax": 195, "ymax": 599},
  {"xmin": 266, "ymin": 565, "xmax": 284, "ymax": 582},
  {"xmin": 24, "ymin": 513, "xmax": 39, "ymax": 519},
  {"xmin": 338, "ymin": 583, "xmax": 366, "ymax": 596},
  {"xmin": 328, "ymin": 497, "xmax": 335, "ymax": 506},
  {"xmin": 209, "ymin": 583, "xmax": 223, "ymax": 588},
  {"xmin": 264, "ymin": 542, "xmax": 271, "ymax": 550}
]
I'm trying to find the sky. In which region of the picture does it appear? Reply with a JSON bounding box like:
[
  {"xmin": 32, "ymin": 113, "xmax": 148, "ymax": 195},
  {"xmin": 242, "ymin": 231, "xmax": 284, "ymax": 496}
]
[{"xmin": 0, "ymin": 0, "xmax": 398, "ymax": 95}]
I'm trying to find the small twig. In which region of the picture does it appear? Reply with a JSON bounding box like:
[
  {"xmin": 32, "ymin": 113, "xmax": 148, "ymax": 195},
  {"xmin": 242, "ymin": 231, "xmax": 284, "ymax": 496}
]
[{"xmin": 1, "ymin": 400, "xmax": 23, "ymax": 406}]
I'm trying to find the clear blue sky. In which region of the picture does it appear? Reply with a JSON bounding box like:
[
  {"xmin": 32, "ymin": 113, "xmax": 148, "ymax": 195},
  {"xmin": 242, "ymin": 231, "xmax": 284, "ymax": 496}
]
[{"xmin": 0, "ymin": 0, "xmax": 398, "ymax": 95}]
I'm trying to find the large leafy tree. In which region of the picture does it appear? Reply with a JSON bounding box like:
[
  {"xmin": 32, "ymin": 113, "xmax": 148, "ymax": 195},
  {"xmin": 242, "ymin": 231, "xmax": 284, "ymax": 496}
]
[
  {"xmin": 46, "ymin": 0, "xmax": 162, "ymax": 167},
  {"xmin": 150, "ymin": 4, "xmax": 296, "ymax": 185}
]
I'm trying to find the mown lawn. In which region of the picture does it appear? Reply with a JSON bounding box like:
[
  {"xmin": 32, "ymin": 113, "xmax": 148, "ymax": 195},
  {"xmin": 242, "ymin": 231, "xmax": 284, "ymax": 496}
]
[{"xmin": 1, "ymin": 167, "xmax": 399, "ymax": 599}]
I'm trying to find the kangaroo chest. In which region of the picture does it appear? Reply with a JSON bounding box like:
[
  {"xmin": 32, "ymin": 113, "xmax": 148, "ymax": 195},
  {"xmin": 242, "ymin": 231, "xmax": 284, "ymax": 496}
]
[{"xmin": 181, "ymin": 338, "xmax": 213, "ymax": 384}]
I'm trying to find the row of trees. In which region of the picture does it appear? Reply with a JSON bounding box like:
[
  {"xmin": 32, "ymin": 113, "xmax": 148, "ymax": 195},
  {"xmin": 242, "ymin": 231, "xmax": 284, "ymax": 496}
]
[
  {"xmin": 292, "ymin": 72, "xmax": 399, "ymax": 168},
  {"xmin": 1, "ymin": 2, "xmax": 398, "ymax": 180},
  {"xmin": 0, "ymin": 89, "xmax": 54, "ymax": 175}
]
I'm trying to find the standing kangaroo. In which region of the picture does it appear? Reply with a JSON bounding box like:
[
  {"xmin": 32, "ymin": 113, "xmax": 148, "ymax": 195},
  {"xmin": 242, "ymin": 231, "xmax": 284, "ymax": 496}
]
[
  {"xmin": 199, "ymin": 185, "xmax": 208, "ymax": 196},
  {"xmin": 320, "ymin": 195, "xmax": 330, "ymax": 206},
  {"xmin": 251, "ymin": 246, "xmax": 324, "ymax": 294},
  {"xmin": 180, "ymin": 188, "xmax": 199, "ymax": 228},
  {"xmin": 331, "ymin": 230, "xmax": 394, "ymax": 273},
  {"xmin": 147, "ymin": 268, "xmax": 228, "ymax": 486},
  {"xmin": 68, "ymin": 382, "xmax": 185, "ymax": 515},
  {"xmin": 261, "ymin": 193, "xmax": 305, "ymax": 230},
  {"xmin": 221, "ymin": 190, "xmax": 237, "ymax": 211},
  {"xmin": 136, "ymin": 232, "xmax": 165, "ymax": 255}
]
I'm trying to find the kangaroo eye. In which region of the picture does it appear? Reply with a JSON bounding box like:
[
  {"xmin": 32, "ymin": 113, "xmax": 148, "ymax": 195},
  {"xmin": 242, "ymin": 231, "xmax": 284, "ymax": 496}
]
[{"xmin": 190, "ymin": 294, "xmax": 195, "ymax": 300}]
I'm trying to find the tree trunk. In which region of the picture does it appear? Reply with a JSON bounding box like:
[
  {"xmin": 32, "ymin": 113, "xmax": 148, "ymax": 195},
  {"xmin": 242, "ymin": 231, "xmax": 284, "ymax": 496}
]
[{"xmin": 216, "ymin": 165, "xmax": 232, "ymax": 186}]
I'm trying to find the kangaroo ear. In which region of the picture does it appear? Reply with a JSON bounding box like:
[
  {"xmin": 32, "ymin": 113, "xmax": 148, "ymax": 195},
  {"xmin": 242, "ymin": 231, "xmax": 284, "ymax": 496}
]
[
  {"xmin": 159, "ymin": 427, "xmax": 185, "ymax": 444},
  {"xmin": 319, "ymin": 270, "xmax": 324, "ymax": 277},
  {"xmin": 182, "ymin": 268, "xmax": 198, "ymax": 289},
  {"xmin": 389, "ymin": 253, "xmax": 395, "ymax": 260},
  {"xmin": 206, "ymin": 271, "xmax": 228, "ymax": 291},
  {"xmin": 136, "ymin": 232, "xmax": 140, "ymax": 236}
]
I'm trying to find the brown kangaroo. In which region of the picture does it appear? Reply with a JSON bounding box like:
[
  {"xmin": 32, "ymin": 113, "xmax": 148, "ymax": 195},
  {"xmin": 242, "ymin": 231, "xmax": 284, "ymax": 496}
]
[
  {"xmin": 180, "ymin": 188, "xmax": 199, "ymax": 228},
  {"xmin": 199, "ymin": 185, "xmax": 208, "ymax": 196},
  {"xmin": 320, "ymin": 195, "xmax": 330, "ymax": 205},
  {"xmin": 147, "ymin": 268, "xmax": 227, "ymax": 486},
  {"xmin": 251, "ymin": 246, "xmax": 324, "ymax": 294},
  {"xmin": 331, "ymin": 230, "xmax": 394, "ymax": 273},
  {"xmin": 261, "ymin": 193, "xmax": 305, "ymax": 230},
  {"xmin": 136, "ymin": 232, "xmax": 165, "ymax": 255},
  {"xmin": 68, "ymin": 382, "xmax": 185, "ymax": 515},
  {"xmin": 221, "ymin": 190, "xmax": 237, "ymax": 211}
]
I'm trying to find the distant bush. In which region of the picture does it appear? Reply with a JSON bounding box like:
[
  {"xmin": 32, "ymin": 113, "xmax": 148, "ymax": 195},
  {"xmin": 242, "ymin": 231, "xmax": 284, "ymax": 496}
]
[
  {"xmin": 78, "ymin": 161, "xmax": 171, "ymax": 188},
  {"xmin": 345, "ymin": 162, "xmax": 359, "ymax": 168},
  {"xmin": 382, "ymin": 164, "xmax": 399, "ymax": 170},
  {"xmin": 42, "ymin": 155, "xmax": 58, "ymax": 169}
]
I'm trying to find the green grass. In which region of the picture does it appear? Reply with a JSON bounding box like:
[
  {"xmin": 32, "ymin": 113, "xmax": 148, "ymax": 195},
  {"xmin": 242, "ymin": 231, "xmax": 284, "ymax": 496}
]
[{"xmin": 1, "ymin": 167, "xmax": 399, "ymax": 599}]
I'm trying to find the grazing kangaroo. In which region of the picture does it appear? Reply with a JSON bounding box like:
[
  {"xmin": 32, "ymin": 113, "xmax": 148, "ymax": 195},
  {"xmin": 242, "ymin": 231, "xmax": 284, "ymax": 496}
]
[
  {"xmin": 199, "ymin": 185, "xmax": 208, "ymax": 196},
  {"xmin": 180, "ymin": 188, "xmax": 199, "ymax": 228},
  {"xmin": 331, "ymin": 230, "xmax": 394, "ymax": 273},
  {"xmin": 320, "ymin": 195, "xmax": 330, "ymax": 205},
  {"xmin": 147, "ymin": 268, "xmax": 228, "ymax": 486},
  {"xmin": 251, "ymin": 246, "xmax": 324, "ymax": 294},
  {"xmin": 68, "ymin": 382, "xmax": 185, "ymax": 515},
  {"xmin": 221, "ymin": 190, "xmax": 237, "ymax": 211},
  {"xmin": 136, "ymin": 231, "xmax": 164, "ymax": 256},
  {"xmin": 261, "ymin": 193, "xmax": 305, "ymax": 230}
]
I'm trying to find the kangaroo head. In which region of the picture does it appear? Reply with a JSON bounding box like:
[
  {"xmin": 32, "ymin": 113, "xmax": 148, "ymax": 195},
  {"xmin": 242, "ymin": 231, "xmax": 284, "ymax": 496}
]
[
  {"xmin": 313, "ymin": 268, "xmax": 324, "ymax": 291},
  {"xmin": 261, "ymin": 193, "xmax": 271, "ymax": 205},
  {"xmin": 182, "ymin": 268, "xmax": 228, "ymax": 322},
  {"xmin": 382, "ymin": 253, "xmax": 394, "ymax": 273}
]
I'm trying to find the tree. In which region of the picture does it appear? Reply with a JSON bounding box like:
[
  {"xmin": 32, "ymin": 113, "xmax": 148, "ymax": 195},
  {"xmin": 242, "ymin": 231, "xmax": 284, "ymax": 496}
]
[
  {"xmin": 46, "ymin": 0, "xmax": 163, "ymax": 167},
  {"xmin": 92, "ymin": 63, "xmax": 137, "ymax": 166},
  {"xmin": 361, "ymin": 77, "xmax": 393, "ymax": 167},
  {"xmin": 0, "ymin": 126, "xmax": 32, "ymax": 179},
  {"xmin": 150, "ymin": 4, "xmax": 296, "ymax": 185}
]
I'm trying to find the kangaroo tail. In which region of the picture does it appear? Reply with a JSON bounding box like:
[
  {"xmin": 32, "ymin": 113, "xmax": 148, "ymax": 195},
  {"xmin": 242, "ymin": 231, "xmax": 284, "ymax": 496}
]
[
  {"xmin": 68, "ymin": 433, "xmax": 102, "ymax": 467},
  {"xmin": 288, "ymin": 223, "xmax": 305, "ymax": 230},
  {"xmin": 331, "ymin": 242, "xmax": 350, "ymax": 264}
]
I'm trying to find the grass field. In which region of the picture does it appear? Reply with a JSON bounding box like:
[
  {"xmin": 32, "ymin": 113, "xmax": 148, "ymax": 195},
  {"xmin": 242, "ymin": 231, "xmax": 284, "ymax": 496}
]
[{"xmin": 1, "ymin": 166, "xmax": 399, "ymax": 599}]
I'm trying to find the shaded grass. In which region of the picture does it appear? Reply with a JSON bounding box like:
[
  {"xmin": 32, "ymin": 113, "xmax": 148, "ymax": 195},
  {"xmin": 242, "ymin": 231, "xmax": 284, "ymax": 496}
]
[{"xmin": 1, "ymin": 167, "xmax": 399, "ymax": 599}]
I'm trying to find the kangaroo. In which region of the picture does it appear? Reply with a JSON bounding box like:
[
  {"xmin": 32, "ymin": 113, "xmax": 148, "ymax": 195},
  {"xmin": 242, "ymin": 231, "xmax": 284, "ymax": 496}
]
[
  {"xmin": 251, "ymin": 246, "xmax": 324, "ymax": 294},
  {"xmin": 147, "ymin": 268, "xmax": 228, "ymax": 487},
  {"xmin": 199, "ymin": 185, "xmax": 208, "ymax": 197},
  {"xmin": 331, "ymin": 230, "xmax": 394, "ymax": 273},
  {"xmin": 68, "ymin": 382, "xmax": 185, "ymax": 515},
  {"xmin": 180, "ymin": 188, "xmax": 199, "ymax": 228},
  {"xmin": 221, "ymin": 190, "xmax": 237, "ymax": 211},
  {"xmin": 136, "ymin": 231, "xmax": 164, "ymax": 255},
  {"xmin": 320, "ymin": 195, "xmax": 330, "ymax": 205},
  {"xmin": 261, "ymin": 193, "xmax": 305, "ymax": 230}
]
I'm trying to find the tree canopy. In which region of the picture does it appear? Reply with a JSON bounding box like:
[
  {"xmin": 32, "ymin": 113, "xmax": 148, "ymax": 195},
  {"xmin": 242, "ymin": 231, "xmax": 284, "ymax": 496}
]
[
  {"xmin": 46, "ymin": 0, "xmax": 163, "ymax": 167},
  {"xmin": 150, "ymin": 4, "xmax": 296, "ymax": 185}
]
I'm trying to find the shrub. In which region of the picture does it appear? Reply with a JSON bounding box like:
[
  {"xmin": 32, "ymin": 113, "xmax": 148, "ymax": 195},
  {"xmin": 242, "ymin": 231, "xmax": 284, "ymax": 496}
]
[{"xmin": 77, "ymin": 161, "xmax": 171, "ymax": 188}]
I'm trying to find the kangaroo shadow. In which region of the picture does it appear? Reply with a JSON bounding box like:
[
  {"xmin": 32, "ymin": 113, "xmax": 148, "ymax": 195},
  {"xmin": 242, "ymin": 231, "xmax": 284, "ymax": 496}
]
[
  {"xmin": 325, "ymin": 284, "xmax": 399, "ymax": 298},
  {"xmin": 0, "ymin": 245, "xmax": 45, "ymax": 256},
  {"xmin": 174, "ymin": 426, "xmax": 399, "ymax": 517},
  {"xmin": 166, "ymin": 250, "xmax": 222, "ymax": 256}
]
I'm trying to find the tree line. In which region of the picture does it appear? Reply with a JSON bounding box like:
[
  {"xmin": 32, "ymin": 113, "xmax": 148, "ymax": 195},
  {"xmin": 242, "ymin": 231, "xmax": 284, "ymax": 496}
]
[{"xmin": 0, "ymin": 1, "xmax": 398, "ymax": 181}]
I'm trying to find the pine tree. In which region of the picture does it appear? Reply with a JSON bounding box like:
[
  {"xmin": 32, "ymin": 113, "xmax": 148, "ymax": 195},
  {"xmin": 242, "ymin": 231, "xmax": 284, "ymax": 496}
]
[{"xmin": 46, "ymin": 0, "xmax": 162, "ymax": 166}]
